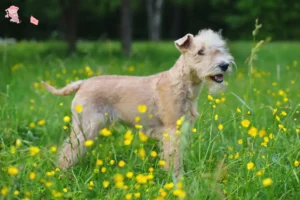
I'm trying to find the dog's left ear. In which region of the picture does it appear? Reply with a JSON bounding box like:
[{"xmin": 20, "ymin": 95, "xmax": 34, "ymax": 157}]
[{"xmin": 174, "ymin": 34, "xmax": 194, "ymax": 52}]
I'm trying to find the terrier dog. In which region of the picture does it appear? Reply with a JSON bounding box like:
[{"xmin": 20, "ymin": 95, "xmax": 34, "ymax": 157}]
[{"xmin": 43, "ymin": 29, "xmax": 234, "ymax": 176}]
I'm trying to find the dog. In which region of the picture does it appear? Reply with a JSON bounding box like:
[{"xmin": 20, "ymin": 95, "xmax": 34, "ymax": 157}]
[{"xmin": 42, "ymin": 29, "xmax": 234, "ymax": 176}]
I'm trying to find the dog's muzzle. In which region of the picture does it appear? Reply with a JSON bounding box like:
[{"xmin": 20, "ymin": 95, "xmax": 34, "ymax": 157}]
[{"xmin": 219, "ymin": 62, "xmax": 229, "ymax": 72}]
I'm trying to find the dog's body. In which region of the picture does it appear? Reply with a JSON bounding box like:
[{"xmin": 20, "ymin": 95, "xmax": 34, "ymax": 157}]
[{"xmin": 43, "ymin": 29, "xmax": 234, "ymax": 176}]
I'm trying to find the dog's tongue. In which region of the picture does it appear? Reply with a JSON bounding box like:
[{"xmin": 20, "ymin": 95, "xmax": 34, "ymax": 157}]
[{"xmin": 214, "ymin": 74, "xmax": 223, "ymax": 81}]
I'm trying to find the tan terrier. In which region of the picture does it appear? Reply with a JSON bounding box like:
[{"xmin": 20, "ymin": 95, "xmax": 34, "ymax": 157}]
[{"xmin": 43, "ymin": 29, "xmax": 234, "ymax": 176}]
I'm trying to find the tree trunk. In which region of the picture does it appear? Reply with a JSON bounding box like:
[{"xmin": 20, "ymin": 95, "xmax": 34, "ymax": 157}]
[
  {"xmin": 60, "ymin": 0, "xmax": 78, "ymax": 54},
  {"xmin": 146, "ymin": 0, "xmax": 164, "ymax": 41},
  {"xmin": 121, "ymin": 0, "xmax": 132, "ymax": 56},
  {"xmin": 170, "ymin": 5, "xmax": 183, "ymax": 39}
]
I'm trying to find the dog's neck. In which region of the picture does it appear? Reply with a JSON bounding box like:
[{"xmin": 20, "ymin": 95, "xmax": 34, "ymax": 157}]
[
  {"xmin": 169, "ymin": 55, "xmax": 201, "ymax": 84},
  {"xmin": 168, "ymin": 55, "xmax": 203, "ymax": 100}
]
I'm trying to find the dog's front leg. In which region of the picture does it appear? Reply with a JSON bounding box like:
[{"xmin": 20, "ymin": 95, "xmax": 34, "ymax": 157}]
[{"xmin": 162, "ymin": 127, "xmax": 180, "ymax": 177}]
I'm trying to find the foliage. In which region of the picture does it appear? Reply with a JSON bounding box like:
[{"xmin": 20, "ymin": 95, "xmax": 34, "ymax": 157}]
[{"xmin": 0, "ymin": 39, "xmax": 300, "ymax": 199}]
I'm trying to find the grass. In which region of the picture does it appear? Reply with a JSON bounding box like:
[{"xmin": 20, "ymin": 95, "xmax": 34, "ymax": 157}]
[{"xmin": 0, "ymin": 39, "xmax": 300, "ymax": 199}]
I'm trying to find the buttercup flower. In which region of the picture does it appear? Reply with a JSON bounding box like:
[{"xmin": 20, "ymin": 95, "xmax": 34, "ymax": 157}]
[
  {"xmin": 262, "ymin": 178, "xmax": 273, "ymax": 187},
  {"xmin": 8, "ymin": 166, "xmax": 19, "ymax": 176},
  {"xmin": 137, "ymin": 105, "xmax": 147, "ymax": 113},
  {"xmin": 241, "ymin": 119, "xmax": 250, "ymax": 128},
  {"xmin": 247, "ymin": 162, "xmax": 255, "ymax": 170}
]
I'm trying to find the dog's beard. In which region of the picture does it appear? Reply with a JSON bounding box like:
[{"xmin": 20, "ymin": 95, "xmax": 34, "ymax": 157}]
[{"xmin": 205, "ymin": 78, "xmax": 227, "ymax": 94}]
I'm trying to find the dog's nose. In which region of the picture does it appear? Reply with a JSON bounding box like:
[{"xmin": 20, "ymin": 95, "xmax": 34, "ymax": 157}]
[{"xmin": 219, "ymin": 63, "xmax": 229, "ymax": 72}]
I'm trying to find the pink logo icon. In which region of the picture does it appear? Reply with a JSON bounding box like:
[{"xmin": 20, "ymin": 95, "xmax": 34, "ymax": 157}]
[
  {"xmin": 5, "ymin": 5, "xmax": 21, "ymax": 24},
  {"xmin": 30, "ymin": 16, "xmax": 39, "ymax": 25}
]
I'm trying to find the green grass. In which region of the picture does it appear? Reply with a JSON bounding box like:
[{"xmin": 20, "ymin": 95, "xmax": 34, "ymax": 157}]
[{"xmin": 0, "ymin": 40, "xmax": 300, "ymax": 199}]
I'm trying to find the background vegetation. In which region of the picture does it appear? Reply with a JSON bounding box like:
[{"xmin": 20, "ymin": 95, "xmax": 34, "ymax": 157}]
[{"xmin": 0, "ymin": 1, "xmax": 300, "ymax": 199}]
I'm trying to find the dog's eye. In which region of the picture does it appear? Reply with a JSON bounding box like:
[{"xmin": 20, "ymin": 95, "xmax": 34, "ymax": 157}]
[{"xmin": 198, "ymin": 49, "xmax": 205, "ymax": 56}]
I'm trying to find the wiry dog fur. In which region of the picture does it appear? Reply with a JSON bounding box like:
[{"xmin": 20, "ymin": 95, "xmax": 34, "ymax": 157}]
[{"xmin": 43, "ymin": 29, "xmax": 234, "ymax": 176}]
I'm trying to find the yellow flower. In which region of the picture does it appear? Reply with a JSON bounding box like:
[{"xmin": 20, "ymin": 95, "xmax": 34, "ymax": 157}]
[
  {"xmin": 29, "ymin": 146, "xmax": 40, "ymax": 156},
  {"xmin": 103, "ymin": 181, "xmax": 110, "ymax": 188},
  {"xmin": 29, "ymin": 172, "xmax": 36, "ymax": 180},
  {"xmin": 100, "ymin": 128, "xmax": 112, "ymax": 136},
  {"xmin": 46, "ymin": 171, "xmax": 55, "ymax": 177},
  {"xmin": 269, "ymin": 133, "xmax": 274, "ymax": 139},
  {"xmin": 218, "ymin": 124, "xmax": 224, "ymax": 130},
  {"xmin": 159, "ymin": 160, "xmax": 166, "ymax": 166},
  {"xmin": 238, "ymin": 139, "xmax": 243, "ymax": 144},
  {"xmin": 207, "ymin": 94, "xmax": 213, "ymax": 101},
  {"xmin": 192, "ymin": 128, "xmax": 197, "ymax": 133},
  {"xmin": 135, "ymin": 124, "xmax": 143, "ymax": 129},
  {"xmin": 8, "ymin": 166, "xmax": 19, "ymax": 176},
  {"xmin": 214, "ymin": 114, "xmax": 219, "ymax": 120},
  {"xmin": 164, "ymin": 182, "xmax": 174, "ymax": 190},
  {"xmin": 101, "ymin": 167, "xmax": 107, "ymax": 173},
  {"xmin": 63, "ymin": 116, "xmax": 71, "ymax": 123},
  {"xmin": 75, "ymin": 105, "xmax": 83, "ymax": 113},
  {"xmin": 139, "ymin": 132, "xmax": 148, "ymax": 142},
  {"xmin": 96, "ymin": 159, "xmax": 103, "ymax": 166},
  {"xmin": 11, "ymin": 146, "xmax": 16, "ymax": 154},
  {"xmin": 114, "ymin": 173, "xmax": 124, "ymax": 183},
  {"xmin": 294, "ymin": 160, "xmax": 299, "ymax": 167},
  {"xmin": 63, "ymin": 188, "xmax": 68, "ymax": 193},
  {"xmin": 173, "ymin": 189, "xmax": 186, "ymax": 198},
  {"xmin": 237, "ymin": 108, "xmax": 241, "ymax": 113},
  {"xmin": 241, "ymin": 119, "xmax": 250, "ymax": 128},
  {"xmin": 135, "ymin": 116, "xmax": 141, "ymax": 122},
  {"xmin": 276, "ymin": 115, "xmax": 281, "ymax": 122},
  {"xmin": 264, "ymin": 137, "xmax": 269, "ymax": 143},
  {"xmin": 247, "ymin": 162, "xmax": 255, "ymax": 170},
  {"xmin": 278, "ymin": 124, "xmax": 284, "ymax": 129},
  {"xmin": 29, "ymin": 122, "xmax": 35, "ymax": 128},
  {"xmin": 14, "ymin": 190, "xmax": 19, "ymax": 196},
  {"xmin": 149, "ymin": 167, "xmax": 154, "ymax": 173},
  {"xmin": 126, "ymin": 171, "xmax": 134, "ymax": 178},
  {"xmin": 134, "ymin": 193, "xmax": 141, "ymax": 198},
  {"xmin": 256, "ymin": 170, "xmax": 263, "ymax": 176},
  {"xmin": 138, "ymin": 148, "xmax": 146, "ymax": 160},
  {"xmin": 125, "ymin": 193, "xmax": 132, "ymax": 200},
  {"xmin": 50, "ymin": 146, "xmax": 57, "ymax": 153},
  {"xmin": 281, "ymin": 111, "xmax": 287, "ymax": 116},
  {"xmin": 259, "ymin": 129, "xmax": 266, "ymax": 137},
  {"xmin": 150, "ymin": 151, "xmax": 157, "ymax": 158},
  {"xmin": 248, "ymin": 127, "xmax": 258, "ymax": 137},
  {"xmin": 118, "ymin": 160, "xmax": 126, "ymax": 167},
  {"xmin": 110, "ymin": 160, "xmax": 115, "ymax": 165},
  {"xmin": 215, "ymin": 99, "xmax": 221, "ymax": 104},
  {"xmin": 37, "ymin": 119, "xmax": 46, "ymax": 126},
  {"xmin": 262, "ymin": 178, "xmax": 273, "ymax": 187},
  {"xmin": 84, "ymin": 140, "xmax": 94, "ymax": 147},
  {"xmin": 16, "ymin": 139, "xmax": 22, "ymax": 147},
  {"xmin": 137, "ymin": 105, "xmax": 147, "ymax": 113},
  {"xmin": 129, "ymin": 66, "xmax": 135, "ymax": 72},
  {"xmin": 136, "ymin": 174, "xmax": 148, "ymax": 184},
  {"xmin": 1, "ymin": 186, "xmax": 9, "ymax": 196}
]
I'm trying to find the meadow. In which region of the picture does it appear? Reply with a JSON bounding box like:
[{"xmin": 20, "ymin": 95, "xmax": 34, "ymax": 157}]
[{"xmin": 0, "ymin": 39, "xmax": 299, "ymax": 199}]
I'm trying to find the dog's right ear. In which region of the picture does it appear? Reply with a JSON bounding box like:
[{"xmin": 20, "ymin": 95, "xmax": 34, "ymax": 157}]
[{"xmin": 174, "ymin": 34, "xmax": 194, "ymax": 52}]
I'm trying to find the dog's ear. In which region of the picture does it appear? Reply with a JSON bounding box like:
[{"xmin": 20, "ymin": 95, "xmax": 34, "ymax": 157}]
[{"xmin": 174, "ymin": 34, "xmax": 193, "ymax": 52}]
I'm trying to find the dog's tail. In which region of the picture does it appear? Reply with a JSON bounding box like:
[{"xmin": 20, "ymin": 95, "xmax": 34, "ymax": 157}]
[{"xmin": 41, "ymin": 80, "xmax": 83, "ymax": 96}]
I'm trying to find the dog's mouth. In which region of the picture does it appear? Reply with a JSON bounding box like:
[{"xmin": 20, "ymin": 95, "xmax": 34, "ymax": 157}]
[{"xmin": 210, "ymin": 74, "xmax": 224, "ymax": 83}]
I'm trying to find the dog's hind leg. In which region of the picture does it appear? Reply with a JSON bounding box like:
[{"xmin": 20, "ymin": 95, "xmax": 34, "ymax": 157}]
[{"xmin": 58, "ymin": 105, "xmax": 110, "ymax": 169}]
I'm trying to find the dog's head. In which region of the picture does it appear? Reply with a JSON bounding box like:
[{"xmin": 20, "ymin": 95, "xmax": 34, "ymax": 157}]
[{"xmin": 175, "ymin": 29, "xmax": 234, "ymax": 93}]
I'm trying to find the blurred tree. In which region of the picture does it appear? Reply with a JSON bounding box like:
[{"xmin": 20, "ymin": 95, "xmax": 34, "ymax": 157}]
[
  {"xmin": 60, "ymin": 0, "xmax": 78, "ymax": 54},
  {"xmin": 145, "ymin": 0, "xmax": 164, "ymax": 41},
  {"xmin": 121, "ymin": 0, "xmax": 132, "ymax": 56}
]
